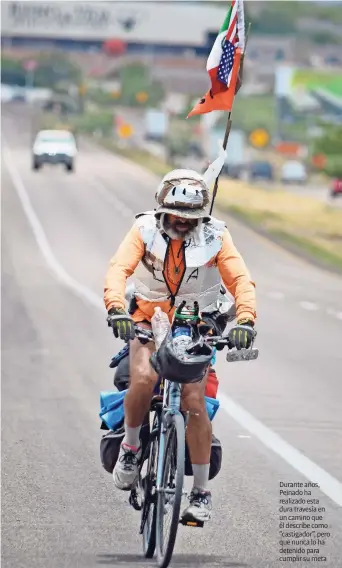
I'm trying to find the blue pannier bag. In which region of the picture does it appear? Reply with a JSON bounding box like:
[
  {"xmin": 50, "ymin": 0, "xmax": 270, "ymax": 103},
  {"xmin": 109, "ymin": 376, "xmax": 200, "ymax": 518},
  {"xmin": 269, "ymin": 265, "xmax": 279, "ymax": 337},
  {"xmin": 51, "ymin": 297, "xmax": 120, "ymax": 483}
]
[{"xmin": 99, "ymin": 390, "xmax": 220, "ymax": 431}]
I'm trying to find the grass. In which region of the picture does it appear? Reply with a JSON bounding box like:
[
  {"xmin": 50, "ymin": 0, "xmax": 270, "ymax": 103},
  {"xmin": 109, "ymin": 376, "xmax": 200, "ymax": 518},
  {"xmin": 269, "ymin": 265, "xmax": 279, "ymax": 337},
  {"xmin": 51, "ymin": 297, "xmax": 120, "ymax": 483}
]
[
  {"xmin": 223, "ymin": 95, "xmax": 277, "ymax": 134},
  {"xmin": 216, "ymin": 179, "xmax": 342, "ymax": 272}
]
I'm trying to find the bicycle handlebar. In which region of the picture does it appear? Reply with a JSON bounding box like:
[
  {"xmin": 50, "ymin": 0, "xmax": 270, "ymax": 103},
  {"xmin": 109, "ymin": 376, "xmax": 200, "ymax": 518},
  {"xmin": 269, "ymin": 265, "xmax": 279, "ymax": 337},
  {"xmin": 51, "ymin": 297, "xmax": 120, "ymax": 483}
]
[{"xmin": 134, "ymin": 325, "xmax": 259, "ymax": 363}]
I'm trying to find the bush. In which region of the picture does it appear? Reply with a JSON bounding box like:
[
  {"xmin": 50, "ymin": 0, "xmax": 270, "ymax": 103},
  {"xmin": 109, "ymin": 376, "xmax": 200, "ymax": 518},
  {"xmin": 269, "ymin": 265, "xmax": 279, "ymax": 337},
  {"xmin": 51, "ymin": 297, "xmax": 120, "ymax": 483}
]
[
  {"xmin": 116, "ymin": 63, "xmax": 164, "ymax": 107},
  {"xmin": 314, "ymin": 124, "xmax": 342, "ymax": 177}
]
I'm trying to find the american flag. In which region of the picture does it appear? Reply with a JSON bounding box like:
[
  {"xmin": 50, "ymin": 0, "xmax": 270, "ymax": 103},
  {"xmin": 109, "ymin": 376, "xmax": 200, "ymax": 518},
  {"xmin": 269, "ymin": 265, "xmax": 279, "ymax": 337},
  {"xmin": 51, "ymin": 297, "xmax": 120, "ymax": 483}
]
[
  {"xmin": 217, "ymin": 40, "xmax": 236, "ymax": 87},
  {"xmin": 217, "ymin": 0, "xmax": 239, "ymax": 88}
]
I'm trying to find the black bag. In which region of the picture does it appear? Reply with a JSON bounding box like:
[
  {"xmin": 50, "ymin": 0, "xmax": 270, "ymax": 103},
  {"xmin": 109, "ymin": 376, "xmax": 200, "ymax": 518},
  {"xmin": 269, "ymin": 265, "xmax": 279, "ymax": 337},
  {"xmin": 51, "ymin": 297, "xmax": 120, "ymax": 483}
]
[
  {"xmin": 184, "ymin": 434, "xmax": 222, "ymax": 480},
  {"xmin": 100, "ymin": 421, "xmax": 150, "ymax": 474},
  {"xmin": 100, "ymin": 425, "xmax": 125, "ymax": 473},
  {"xmin": 101, "ymin": 424, "xmax": 222, "ymax": 481}
]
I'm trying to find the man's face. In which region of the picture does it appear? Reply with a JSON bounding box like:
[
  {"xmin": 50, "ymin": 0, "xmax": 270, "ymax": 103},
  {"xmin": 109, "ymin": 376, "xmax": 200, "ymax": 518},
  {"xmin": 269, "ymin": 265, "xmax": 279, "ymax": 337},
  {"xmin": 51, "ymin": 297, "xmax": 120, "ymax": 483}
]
[{"xmin": 166, "ymin": 214, "xmax": 198, "ymax": 238}]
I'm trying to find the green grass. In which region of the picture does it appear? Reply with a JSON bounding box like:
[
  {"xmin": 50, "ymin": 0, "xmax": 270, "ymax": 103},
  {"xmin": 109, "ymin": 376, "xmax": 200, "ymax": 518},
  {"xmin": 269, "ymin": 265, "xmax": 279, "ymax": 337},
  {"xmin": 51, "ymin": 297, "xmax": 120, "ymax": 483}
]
[
  {"xmin": 271, "ymin": 230, "xmax": 342, "ymax": 272},
  {"xmin": 226, "ymin": 205, "xmax": 342, "ymax": 273},
  {"xmin": 227, "ymin": 94, "xmax": 310, "ymax": 142},
  {"xmin": 227, "ymin": 95, "xmax": 277, "ymax": 134}
]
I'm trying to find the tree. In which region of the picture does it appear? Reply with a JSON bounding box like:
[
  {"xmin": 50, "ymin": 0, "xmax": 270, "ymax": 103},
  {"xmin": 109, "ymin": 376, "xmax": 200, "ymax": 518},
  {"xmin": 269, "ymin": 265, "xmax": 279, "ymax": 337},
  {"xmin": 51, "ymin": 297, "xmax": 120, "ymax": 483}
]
[
  {"xmin": 314, "ymin": 124, "xmax": 342, "ymax": 177},
  {"xmin": 118, "ymin": 63, "xmax": 164, "ymax": 107}
]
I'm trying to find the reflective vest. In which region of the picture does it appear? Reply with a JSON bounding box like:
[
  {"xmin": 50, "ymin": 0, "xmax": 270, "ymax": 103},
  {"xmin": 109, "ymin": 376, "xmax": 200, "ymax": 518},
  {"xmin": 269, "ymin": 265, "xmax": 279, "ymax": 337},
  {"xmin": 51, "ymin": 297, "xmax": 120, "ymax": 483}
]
[{"xmin": 132, "ymin": 212, "xmax": 233, "ymax": 312}]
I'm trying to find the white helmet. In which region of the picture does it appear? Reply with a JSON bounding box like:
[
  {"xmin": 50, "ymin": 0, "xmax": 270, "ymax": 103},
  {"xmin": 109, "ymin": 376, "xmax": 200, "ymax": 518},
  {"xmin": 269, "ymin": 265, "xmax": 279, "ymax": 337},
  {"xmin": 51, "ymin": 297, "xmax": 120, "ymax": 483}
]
[{"xmin": 155, "ymin": 169, "xmax": 210, "ymax": 222}]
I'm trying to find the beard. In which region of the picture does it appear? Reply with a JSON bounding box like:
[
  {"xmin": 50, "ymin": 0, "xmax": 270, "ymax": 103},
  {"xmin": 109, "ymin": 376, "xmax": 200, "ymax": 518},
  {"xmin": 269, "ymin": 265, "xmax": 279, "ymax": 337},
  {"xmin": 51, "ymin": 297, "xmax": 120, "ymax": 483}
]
[{"xmin": 162, "ymin": 215, "xmax": 199, "ymax": 240}]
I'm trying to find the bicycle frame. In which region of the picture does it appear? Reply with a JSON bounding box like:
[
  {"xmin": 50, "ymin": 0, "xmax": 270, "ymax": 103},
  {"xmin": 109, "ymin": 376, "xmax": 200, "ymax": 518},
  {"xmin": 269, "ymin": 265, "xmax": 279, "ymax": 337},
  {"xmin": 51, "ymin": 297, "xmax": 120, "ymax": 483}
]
[{"xmin": 156, "ymin": 379, "xmax": 182, "ymax": 491}]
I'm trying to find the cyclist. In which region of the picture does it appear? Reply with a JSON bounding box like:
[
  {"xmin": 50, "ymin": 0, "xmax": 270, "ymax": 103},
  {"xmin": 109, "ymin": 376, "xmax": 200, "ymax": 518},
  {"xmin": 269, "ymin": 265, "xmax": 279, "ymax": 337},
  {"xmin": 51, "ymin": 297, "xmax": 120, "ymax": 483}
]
[{"xmin": 104, "ymin": 169, "xmax": 256, "ymax": 522}]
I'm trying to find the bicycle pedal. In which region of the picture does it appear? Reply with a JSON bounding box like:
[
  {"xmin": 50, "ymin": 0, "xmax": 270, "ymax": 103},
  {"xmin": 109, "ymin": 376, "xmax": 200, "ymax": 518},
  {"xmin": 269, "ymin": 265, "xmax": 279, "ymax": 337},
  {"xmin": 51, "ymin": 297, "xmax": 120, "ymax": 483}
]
[{"xmin": 179, "ymin": 514, "xmax": 204, "ymax": 528}]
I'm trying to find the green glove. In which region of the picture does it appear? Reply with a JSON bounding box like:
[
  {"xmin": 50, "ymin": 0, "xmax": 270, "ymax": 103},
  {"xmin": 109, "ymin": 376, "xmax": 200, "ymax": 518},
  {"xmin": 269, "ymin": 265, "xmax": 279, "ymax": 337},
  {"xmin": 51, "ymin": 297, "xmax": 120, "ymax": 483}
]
[
  {"xmin": 107, "ymin": 308, "xmax": 135, "ymax": 342},
  {"xmin": 228, "ymin": 319, "xmax": 256, "ymax": 350}
]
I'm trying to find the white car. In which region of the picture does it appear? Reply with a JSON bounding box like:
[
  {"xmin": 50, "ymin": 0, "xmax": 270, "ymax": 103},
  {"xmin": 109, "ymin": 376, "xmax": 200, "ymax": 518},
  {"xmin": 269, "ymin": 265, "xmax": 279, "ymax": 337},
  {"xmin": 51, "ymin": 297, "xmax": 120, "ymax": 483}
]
[
  {"xmin": 281, "ymin": 160, "xmax": 307, "ymax": 184},
  {"xmin": 32, "ymin": 129, "xmax": 77, "ymax": 172}
]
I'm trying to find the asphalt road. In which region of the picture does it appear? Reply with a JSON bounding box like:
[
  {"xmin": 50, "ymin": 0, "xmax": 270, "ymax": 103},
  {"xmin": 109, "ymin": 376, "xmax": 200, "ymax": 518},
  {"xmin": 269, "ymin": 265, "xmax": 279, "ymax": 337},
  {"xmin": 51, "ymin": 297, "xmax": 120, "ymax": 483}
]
[{"xmin": 2, "ymin": 103, "xmax": 342, "ymax": 568}]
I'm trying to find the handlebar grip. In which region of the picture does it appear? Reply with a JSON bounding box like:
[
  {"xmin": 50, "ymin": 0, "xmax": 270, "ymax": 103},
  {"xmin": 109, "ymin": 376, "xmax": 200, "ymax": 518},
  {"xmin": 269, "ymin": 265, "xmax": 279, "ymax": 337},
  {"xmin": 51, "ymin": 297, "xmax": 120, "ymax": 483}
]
[{"xmin": 226, "ymin": 348, "xmax": 259, "ymax": 362}]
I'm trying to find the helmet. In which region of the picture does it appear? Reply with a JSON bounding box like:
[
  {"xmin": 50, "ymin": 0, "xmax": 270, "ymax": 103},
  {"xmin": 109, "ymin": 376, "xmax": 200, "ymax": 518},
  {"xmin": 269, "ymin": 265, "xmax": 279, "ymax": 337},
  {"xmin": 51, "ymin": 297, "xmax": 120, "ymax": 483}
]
[
  {"xmin": 155, "ymin": 169, "xmax": 211, "ymax": 222},
  {"xmin": 150, "ymin": 330, "xmax": 213, "ymax": 384}
]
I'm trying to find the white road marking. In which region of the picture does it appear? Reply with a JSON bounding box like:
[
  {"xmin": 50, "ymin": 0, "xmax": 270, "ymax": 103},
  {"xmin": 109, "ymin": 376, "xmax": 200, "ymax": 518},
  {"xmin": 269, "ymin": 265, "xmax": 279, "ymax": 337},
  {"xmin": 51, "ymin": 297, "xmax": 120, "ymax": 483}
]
[
  {"xmin": 3, "ymin": 145, "xmax": 104, "ymax": 312},
  {"xmin": 299, "ymin": 301, "xmax": 319, "ymax": 311},
  {"xmin": 237, "ymin": 434, "xmax": 251, "ymax": 439},
  {"xmin": 327, "ymin": 308, "xmax": 342, "ymax": 321},
  {"xmin": 4, "ymin": 142, "xmax": 342, "ymax": 508}
]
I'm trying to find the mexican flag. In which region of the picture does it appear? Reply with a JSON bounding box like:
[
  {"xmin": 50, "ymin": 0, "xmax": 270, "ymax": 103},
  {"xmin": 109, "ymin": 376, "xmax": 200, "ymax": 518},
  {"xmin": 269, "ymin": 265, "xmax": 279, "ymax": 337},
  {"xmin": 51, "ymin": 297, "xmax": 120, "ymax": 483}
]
[{"xmin": 188, "ymin": 0, "xmax": 245, "ymax": 117}]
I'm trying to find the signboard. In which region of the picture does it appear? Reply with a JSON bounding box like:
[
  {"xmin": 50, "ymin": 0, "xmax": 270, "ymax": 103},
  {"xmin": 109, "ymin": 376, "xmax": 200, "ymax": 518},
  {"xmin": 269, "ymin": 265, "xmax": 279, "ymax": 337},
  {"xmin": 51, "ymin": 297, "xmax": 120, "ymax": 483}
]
[
  {"xmin": 0, "ymin": 1, "xmax": 228, "ymax": 45},
  {"xmin": 117, "ymin": 123, "xmax": 133, "ymax": 138},
  {"xmin": 136, "ymin": 91, "xmax": 148, "ymax": 104},
  {"xmin": 249, "ymin": 128, "xmax": 270, "ymax": 149},
  {"xmin": 145, "ymin": 109, "xmax": 169, "ymax": 139}
]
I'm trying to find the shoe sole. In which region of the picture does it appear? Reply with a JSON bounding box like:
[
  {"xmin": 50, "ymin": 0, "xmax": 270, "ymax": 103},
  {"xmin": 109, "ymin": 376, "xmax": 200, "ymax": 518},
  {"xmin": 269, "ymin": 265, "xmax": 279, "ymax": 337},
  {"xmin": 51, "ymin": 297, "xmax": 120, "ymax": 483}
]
[{"xmin": 113, "ymin": 471, "xmax": 139, "ymax": 491}]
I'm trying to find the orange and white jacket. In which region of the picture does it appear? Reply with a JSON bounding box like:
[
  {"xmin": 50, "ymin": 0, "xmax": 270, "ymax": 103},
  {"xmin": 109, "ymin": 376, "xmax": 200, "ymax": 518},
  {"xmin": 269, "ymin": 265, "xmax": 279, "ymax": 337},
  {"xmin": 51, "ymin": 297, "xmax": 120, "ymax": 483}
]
[{"xmin": 104, "ymin": 212, "xmax": 256, "ymax": 324}]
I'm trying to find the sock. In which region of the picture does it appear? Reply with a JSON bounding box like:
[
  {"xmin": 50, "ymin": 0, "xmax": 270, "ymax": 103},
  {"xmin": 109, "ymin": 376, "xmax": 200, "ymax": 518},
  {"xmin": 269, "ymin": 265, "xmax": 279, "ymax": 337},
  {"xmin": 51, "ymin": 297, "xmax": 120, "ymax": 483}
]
[
  {"xmin": 192, "ymin": 463, "xmax": 210, "ymax": 492},
  {"xmin": 123, "ymin": 425, "xmax": 141, "ymax": 449}
]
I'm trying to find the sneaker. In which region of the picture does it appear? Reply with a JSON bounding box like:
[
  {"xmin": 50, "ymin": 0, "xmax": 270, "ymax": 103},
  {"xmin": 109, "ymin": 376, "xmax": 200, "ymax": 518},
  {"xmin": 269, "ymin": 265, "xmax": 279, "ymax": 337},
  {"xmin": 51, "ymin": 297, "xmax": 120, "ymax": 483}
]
[
  {"xmin": 113, "ymin": 443, "xmax": 142, "ymax": 491},
  {"xmin": 181, "ymin": 487, "xmax": 212, "ymax": 522}
]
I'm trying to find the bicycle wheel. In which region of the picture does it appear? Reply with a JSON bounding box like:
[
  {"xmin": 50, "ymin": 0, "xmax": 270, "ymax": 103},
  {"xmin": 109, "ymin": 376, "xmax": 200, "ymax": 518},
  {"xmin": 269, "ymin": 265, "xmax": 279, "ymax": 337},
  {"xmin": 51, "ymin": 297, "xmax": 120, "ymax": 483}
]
[
  {"xmin": 140, "ymin": 414, "xmax": 159, "ymax": 558},
  {"xmin": 156, "ymin": 413, "xmax": 185, "ymax": 568}
]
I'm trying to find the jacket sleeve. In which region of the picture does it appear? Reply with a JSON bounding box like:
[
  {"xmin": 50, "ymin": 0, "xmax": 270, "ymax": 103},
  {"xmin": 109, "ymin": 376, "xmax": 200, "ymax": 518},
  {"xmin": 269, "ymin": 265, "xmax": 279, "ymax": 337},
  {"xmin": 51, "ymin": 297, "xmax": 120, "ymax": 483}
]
[
  {"xmin": 104, "ymin": 223, "xmax": 145, "ymax": 311},
  {"xmin": 216, "ymin": 228, "xmax": 256, "ymax": 322}
]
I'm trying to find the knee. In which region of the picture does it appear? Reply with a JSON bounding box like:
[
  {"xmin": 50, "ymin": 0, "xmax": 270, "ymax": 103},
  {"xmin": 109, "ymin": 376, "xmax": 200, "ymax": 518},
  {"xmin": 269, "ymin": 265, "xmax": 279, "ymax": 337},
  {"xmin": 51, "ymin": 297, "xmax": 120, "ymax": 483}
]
[
  {"xmin": 182, "ymin": 388, "xmax": 206, "ymax": 415},
  {"xmin": 131, "ymin": 363, "xmax": 156, "ymax": 389}
]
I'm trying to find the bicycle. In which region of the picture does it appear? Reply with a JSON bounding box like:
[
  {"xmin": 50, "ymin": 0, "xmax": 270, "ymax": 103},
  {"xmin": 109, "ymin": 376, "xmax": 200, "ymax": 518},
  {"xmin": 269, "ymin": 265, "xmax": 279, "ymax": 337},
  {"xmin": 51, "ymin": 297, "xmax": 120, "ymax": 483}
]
[{"xmin": 127, "ymin": 308, "xmax": 258, "ymax": 568}]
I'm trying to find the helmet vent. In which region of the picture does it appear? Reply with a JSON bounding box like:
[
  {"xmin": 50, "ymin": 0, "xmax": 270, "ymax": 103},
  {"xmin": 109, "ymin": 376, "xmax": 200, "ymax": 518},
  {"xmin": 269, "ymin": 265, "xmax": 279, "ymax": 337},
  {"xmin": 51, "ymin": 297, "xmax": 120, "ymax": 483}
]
[{"xmin": 172, "ymin": 186, "xmax": 177, "ymax": 195}]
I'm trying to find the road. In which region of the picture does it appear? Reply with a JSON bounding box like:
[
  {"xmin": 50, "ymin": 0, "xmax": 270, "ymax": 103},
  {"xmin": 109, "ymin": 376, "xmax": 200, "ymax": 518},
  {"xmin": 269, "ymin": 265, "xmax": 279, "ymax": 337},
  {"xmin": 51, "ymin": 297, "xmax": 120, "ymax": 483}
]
[{"xmin": 2, "ymin": 103, "xmax": 342, "ymax": 568}]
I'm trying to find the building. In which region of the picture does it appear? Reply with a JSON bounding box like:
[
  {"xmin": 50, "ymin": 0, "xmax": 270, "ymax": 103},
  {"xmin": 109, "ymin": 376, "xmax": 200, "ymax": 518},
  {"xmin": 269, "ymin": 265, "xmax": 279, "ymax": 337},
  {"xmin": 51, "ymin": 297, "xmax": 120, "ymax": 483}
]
[{"xmin": 1, "ymin": 1, "xmax": 227, "ymax": 56}]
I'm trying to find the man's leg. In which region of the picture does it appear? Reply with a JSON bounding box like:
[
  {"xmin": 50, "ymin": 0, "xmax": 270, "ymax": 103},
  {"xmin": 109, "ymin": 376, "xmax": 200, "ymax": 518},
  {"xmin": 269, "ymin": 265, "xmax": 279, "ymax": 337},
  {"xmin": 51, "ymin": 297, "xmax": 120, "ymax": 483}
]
[
  {"xmin": 113, "ymin": 332, "xmax": 158, "ymax": 490},
  {"xmin": 181, "ymin": 373, "xmax": 213, "ymax": 521}
]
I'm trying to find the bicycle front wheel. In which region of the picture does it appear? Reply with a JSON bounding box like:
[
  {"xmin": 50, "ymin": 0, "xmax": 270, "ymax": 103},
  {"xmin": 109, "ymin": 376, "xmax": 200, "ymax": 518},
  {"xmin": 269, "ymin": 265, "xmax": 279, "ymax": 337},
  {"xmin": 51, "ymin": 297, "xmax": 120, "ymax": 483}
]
[
  {"xmin": 140, "ymin": 414, "xmax": 159, "ymax": 558},
  {"xmin": 156, "ymin": 413, "xmax": 185, "ymax": 568}
]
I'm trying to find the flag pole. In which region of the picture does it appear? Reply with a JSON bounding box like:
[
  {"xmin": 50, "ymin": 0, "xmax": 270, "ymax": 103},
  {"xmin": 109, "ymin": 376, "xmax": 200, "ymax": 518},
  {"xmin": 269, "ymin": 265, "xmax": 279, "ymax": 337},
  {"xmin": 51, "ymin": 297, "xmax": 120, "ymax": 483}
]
[{"xmin": 209, "ymin": 22, "xmax": 251, "ymax": 216}]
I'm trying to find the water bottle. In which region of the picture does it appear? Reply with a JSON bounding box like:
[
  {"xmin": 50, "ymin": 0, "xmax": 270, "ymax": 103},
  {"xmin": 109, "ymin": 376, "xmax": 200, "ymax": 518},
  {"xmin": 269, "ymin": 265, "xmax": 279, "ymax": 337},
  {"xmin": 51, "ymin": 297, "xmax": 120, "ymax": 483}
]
[
  {"xmin": 172, "ymin": 325, "xmax": 192, "ymax": 357},
  {"xmin": 151, "ymin": 307, "xmax": 171, "ymax": 349}
]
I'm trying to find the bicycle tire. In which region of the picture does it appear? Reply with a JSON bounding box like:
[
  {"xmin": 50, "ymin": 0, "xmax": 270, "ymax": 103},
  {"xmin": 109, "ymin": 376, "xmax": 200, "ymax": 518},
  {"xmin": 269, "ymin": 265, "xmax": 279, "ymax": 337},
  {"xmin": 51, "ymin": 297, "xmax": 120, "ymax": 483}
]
[
  {"xmin": 156, "ymin": 413, "xmax": 185, "ymax": 568},
  {"xmin": 140, "ymin": 414, "xmax": 159, "ymax": 558}
]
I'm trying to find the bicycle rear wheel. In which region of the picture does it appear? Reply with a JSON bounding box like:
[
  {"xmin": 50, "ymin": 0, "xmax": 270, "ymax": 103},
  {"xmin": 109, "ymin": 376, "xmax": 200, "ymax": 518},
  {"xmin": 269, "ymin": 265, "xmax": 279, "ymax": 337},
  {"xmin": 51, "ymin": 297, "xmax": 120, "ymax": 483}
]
[
  {"xmin": 140, "ymin": 414, "xmax": 159, "ymax": 558},
  {"xmin": 156, "ymin": 413, "xmax": 185, "ymax": 568}
]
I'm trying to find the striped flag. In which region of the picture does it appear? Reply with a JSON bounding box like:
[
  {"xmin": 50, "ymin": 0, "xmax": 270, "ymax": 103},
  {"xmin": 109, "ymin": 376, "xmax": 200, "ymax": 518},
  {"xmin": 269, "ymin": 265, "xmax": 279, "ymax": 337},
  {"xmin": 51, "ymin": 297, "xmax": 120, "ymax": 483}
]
[{"xmin": 188, "ymin": 0, "xmax": 245, "ymax": 117}]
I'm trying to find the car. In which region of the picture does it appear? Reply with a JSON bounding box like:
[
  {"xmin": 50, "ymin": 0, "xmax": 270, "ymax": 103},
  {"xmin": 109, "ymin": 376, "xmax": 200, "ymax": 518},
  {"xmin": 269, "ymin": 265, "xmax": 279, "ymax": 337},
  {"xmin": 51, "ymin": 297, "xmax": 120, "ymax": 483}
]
[
  {"xmin": 331, "ymin": 178, "xmax": 342, "ymax": 198},
  {"xmin": 32, "ymin": 129, "xmax": 77, "ymax": 172},
  {"xmin": 221, "ymin": 163, "xmax": 245, "ymax": 179},
  {"xmin": 249, "ymin": 161, "xmax": 274, "ymax": 181},
  {"xmin": 281, "ymin": 160, "xmax": 307, "ymax": 184}
]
